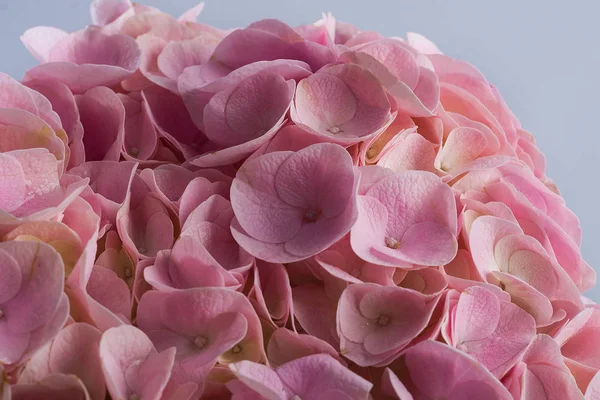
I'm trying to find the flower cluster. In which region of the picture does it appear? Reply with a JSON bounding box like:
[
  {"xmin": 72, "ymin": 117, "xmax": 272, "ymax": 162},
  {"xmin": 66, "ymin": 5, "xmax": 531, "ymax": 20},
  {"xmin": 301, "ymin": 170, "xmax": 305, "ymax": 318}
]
[{"xmin": 0, "ymin": 0, "xmax": 598, "ymax": 399}]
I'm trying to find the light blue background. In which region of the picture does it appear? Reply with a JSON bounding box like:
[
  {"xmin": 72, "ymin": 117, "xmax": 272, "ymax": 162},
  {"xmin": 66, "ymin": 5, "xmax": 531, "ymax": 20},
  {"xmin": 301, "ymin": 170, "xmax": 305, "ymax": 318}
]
[{"xmin": 1, "ymin": 0, "xmax": 599, "ymax": 299}]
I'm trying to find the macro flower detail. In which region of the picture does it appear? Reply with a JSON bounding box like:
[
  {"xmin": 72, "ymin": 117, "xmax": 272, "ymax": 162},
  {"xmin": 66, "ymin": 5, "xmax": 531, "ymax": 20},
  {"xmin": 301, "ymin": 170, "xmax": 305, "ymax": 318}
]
[{"xmin": 0, "ymin": 1, "xmax": 597, "ymax": 398}]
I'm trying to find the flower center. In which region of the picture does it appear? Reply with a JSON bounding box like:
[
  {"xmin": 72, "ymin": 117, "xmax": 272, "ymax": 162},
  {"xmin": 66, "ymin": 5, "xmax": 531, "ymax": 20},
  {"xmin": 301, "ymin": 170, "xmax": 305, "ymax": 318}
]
[
  {"xmin": 304, "ymin": 209, "xmax": 321, "ymax": 223},
  {"xmin": 385, "ymin": 237, "xmax": 401, "ymax": 249},
  {"xmin": 138, "ymin": 247, "xmax": 147, "ymax": 254},
  {"xmin": 129, "ymin": 394, "xmax": 140, "ymax": 400},
  {"xmin": 377, "ymin": 315, "xmax": 391, "ymax": 326},
  {"xmin": 366, "ymin": 148, "xmax": 377, "ymax": 160},
  {"xmin": 130, "ymin": 147, "xmax": 139, "ymax": 157},
  {"xmin": 194, "ymin": 336, "xmax": 208, "ymax": 349},
  {"xmin": 232, "ymin": 345, "xmax": 242, "ymax": 354},
  {"xmin": 0, "ymin": 309, "xmax": 4, "ymax": 319},
  {"xmin": 328, "ymin": 126, "xmax": 341, "ymax": 134},
  {"xmin": 124, "ymin": 268, "xmax": 133, "ymax": 278}
]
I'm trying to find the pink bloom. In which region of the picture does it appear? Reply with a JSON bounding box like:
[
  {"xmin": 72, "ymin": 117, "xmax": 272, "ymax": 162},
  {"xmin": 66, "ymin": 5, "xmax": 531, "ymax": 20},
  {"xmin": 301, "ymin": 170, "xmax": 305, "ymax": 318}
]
[
  {"xmin": 22, "ymin": 26, "xmax": 141, "ymax": 93},
  {"xmin": 24, "ymin": 79, "xmax": 85, "ymax": 169},
  {"xmin": 227, "ymin": 354, "xmax": 372, "ymax": 400},
  {"xmin": 0, "ymin": 241, "xmax": 69, "ymax": 368},
  {"xmin": 340, "ymin": 38, "xmax": 440, "ymax": 117},
  {"xmin": 406, "ymin": 32, "xmax": 442, "ymax": 55},
  {"xmin": 504, "ymin": 334, "xmax": 583, "ymax": 400},
  {"xmin": 86, "ymin": 265, "xmax": 132, "ymax": 322},
  {"xmin": 144, "ymin": 194, "xmax": 252, "ymax": 291},
  {"xmin": 141, "ymin": 85, "xmax": 207, "ymax": 161},
  {"xmin": 136, "ymin": 288, "xmax": 266, "ymax": 397},
  {"xmin": 555, "ymin": 306, "xmax": 600, "ymax": 392},
  {"xmin": 469, "ymin": 215, "xmax": 582, "ymax": 325},
  {"xmin": 210, "ymin": 19, "xmax": 336, "ymax": 72},
  {"xmin": 118, "ymin": 92, "xmax": 158, "ymax": 162},
  {"xmin": 19, "ymin": 323, "xmax": 105, "ymax": 400},
  {"xmin": 377, "ymin": 128, "xmax": 438, "ymax": 174},
  {"xmin": 144, "ymin": 236, "xmax": 241, "ymax": 292},
  {"xmin": 140, "ymin": 165, "xmax": 229, "ymax": 213},
  {"xmin": 442, "ymin": 286, "xmax": 536, "ymax": 378},
  {"xmin": 351, "ymin": 170, "xmax": 458, "ymax": 267},
  {"xmin": 1, "ymin": 4, "xmax": 595, "ymax": 399},
  {"xmin": 249, "ymin": 260, "xmax": 293, "ymax": 327},
  {"xmin": 291, "ymin": 62, "xmax": 393, "ymax": 145},
  {"xmin": 314, "ymin": 234, "xmax": 397, "ymax": 290},
  {"xmin": 337, "ymin": 282, "xmax": 440, "ymax": 366},
  {"xmin": 432, "ymin": 54, "xmax": 519, "ymax": 149},
  {"xmin": 99, "ymin": 325, "xmax": 176, "ymax": 400},
  {"xmin": 3, "ymin": 220, "xmax": 83, "ymax": 276},
  {"xmin": 116, "ymin": 173, "xmax": 175, "ymax": 259},
  {"xmin": 90, "ymin": 0, "xmax": 133, "ymax": 27},
  {"xmin": 400, "ymin": 340, "xmax": 513, "ymax": 399},
  {"xmin": 266, "ymin": 328, "xmax": 344, "ymax": 367},
  {"xmin": 136, "ymin": 24, "xmax": 225, "ymax": 93},
  {"xmin": 69, "ymin": 160, "xmax": 138, "ymax": 229},
  {"xmin": 180, "ymin": 60, "xmax": 309, "ymax": 167},
  {"xmin": 231, "ymin": 143, "xmax": 359, "ymax": 263},
  {"xmin": 76, "ymin": 86, "xmax": 125, "ymax": 162}
]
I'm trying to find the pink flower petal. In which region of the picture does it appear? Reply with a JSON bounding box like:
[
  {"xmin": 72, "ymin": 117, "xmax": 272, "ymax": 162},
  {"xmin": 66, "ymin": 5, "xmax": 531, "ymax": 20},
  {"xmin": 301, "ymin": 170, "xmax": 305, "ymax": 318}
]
[
  {"xmin": 100, "ymin": 325, "xmax": 175, "ymax": 400},
  {"xmin": 20, "ymin": 26, "xmax": 69, "ymax": 63},
  {"xmin": 352, "ymin": 171, "xmax": 457, "ymax": 267},
  {"xmin": 403, "ymin": 340, "xmax": 513, "ymax": 399},
  {"xmin": 292, "ymin": 283, "xmax": 340, "ymax": 347},
  {"xmin": 24, "ymin": 27, "xmax": 140, "ymax": 93},
  {"xmin": 267, "ymin": 328, "xmax": 343, "ymax": 367},
  {"xmin": 211, "ymin": 20, "xmax": 335, "ymax": 71},
  {"xmin": 76, "ymin": 86, "xmax": 125, "ymax": 162},
  {"xmin": 19, "ymin": 323, "xmax": 105, "ymax": 400},
  {"xmin": 292, "ymin": 63, "xmax": 392, "ymax": 145}
]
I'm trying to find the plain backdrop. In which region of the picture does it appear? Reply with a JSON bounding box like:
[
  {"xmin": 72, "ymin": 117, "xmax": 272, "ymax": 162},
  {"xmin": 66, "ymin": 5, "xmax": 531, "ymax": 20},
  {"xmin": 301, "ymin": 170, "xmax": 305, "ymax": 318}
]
[{"xmin": 1, "ymin": 0, "xmax": 599, "ymax": 299}]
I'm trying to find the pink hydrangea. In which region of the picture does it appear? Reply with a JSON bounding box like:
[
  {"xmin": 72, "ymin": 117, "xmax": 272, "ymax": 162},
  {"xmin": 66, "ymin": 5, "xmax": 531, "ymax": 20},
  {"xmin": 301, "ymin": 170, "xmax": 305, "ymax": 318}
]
[{"xmin": 0, "ymin": 1, "xmax": 597, "ymax": 398}]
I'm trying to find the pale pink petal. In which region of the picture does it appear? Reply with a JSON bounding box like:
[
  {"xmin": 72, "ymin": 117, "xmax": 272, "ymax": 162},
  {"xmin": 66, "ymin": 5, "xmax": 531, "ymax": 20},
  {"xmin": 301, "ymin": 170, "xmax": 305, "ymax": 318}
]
[
  {"xmin": 521, "ymin": 334, "xmax": 584, "ymax": 400},
  {"xmin": 228, "ymin": 361, "xmax": 289, "ymax": 400},
  {"xmin": 292, "ymin": 63, "xmax": 392, "ymax": 145},
  {"xmin": 25, "ymin": 79, "xmax": 85, "ymax": 169},
  {"xmin": 351, "ymin": 171, "xmax": 457, "ymax": 267},
  {"xmin": 24, "ymin": 27, "xmax": 141, "ymax": 93},
  {"xmin": 100, "ymin": 325, "xmax": 175, "ymax": 400},
  {"xmin": 178, "ymin": 3, "xmax": 205, "ymax": 23},
  {"xmin": 20, "ymin": 27, "xmax": 68, "ymax": 63},
  {"xmin": 406, "ymin": 32, "xmax": 442, "ymax": 54},
  {"xmin": 277, "ymin": 354, "xmax": 372, "ymax": 400},
  {"xmin": 19, "ymin": 323, "xmax": 105, "ymax": 400}
]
